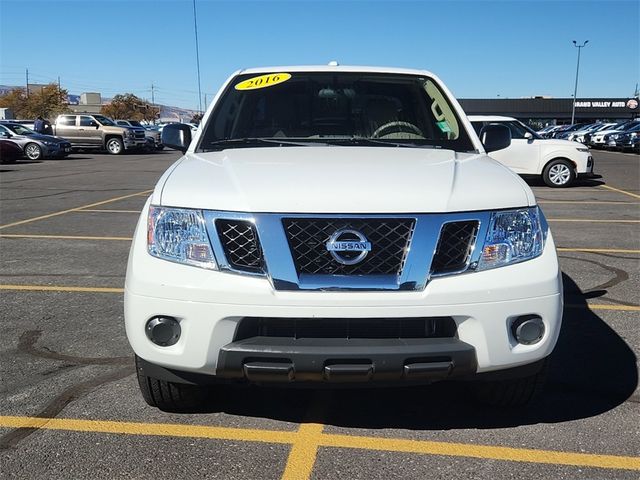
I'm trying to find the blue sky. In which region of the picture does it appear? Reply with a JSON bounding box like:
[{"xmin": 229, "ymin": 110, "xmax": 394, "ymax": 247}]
[{"xmin": 1, "ymin": 0, "xmax": 638, "ymax": 110}]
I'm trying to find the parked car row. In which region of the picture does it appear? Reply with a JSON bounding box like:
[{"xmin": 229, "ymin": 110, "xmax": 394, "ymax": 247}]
[
  {"xmin": 536, "ymin": 120, "xmax": 640, "ymax": 153},
  {"xmin": 0, "ymin": 116, "xmax": 200, "ymax": 162}
]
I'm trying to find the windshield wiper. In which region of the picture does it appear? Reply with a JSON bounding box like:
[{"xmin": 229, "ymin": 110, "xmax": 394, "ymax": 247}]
[
  {"xmin": 202, "ymin": 138, "xmax": 327, "ymax": 151},
  {"xmin": 331, "ymin": 137, "xmax": 438, "ymax": 149}
]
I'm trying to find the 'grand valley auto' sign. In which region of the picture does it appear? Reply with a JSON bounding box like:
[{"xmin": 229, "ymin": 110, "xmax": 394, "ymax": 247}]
[{"xmin": 574, "ymin": 99, "xmax": 638, "ymax": 109}]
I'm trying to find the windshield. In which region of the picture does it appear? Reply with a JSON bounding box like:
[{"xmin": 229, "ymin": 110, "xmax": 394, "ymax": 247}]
[
  {"xmin": 199, "ymin": 72, "xmax": 475, "ymax": 151},
  {"xmin": 622, "ymin": 121, "xmax": 640, "ymax": 131},
  {"xmin": 93, "ymin": 115, "xmax": 116, "ymax": 126},
  {"xmin": 129, "ymin": 120, "xmax": 143, "ymax": 127},
  {"xmin": 5, "ymin": 124, "xmax": 36, "ymax": 135}
]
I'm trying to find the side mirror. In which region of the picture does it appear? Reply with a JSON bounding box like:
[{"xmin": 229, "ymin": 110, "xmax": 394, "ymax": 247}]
[
  {"xmin": 0, "ymin": 131, "xmax": 10, "ymax": 138},
  {"xmin": 162, "ymin": 123, "xmax": 192, "ymax": 153},
  {"xmin": 480, "ymin": 124, "xmax": 511, "ymax": 153},
  {"xmin": 524, "ymin": 132, "xmax": 533, "ymax": 140},
  {"xmin": 89, "ymin": 121, "xmax": 98, "ymax": 128}
]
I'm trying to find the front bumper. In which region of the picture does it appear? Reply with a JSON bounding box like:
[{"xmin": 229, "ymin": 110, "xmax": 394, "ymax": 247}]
[
  {"xmin": 42, "ymin": 142, "xmax": 72, "ymax": 157},
  {"xmin": 123, "ymin": 138, "xmax": 147, "ymax": 150},
  {"xmin": 125, "ymin": 204, "xmax": 563, "ymax": 384}
]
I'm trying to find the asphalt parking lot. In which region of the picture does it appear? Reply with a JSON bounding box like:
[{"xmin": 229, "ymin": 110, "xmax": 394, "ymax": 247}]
[{"xmin": 0, "ymin": 149, "xmax": 638, "ymax": 479}]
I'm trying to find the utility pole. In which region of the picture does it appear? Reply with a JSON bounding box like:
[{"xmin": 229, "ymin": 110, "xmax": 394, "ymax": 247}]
[
  {"xmin": 151, "ymin": 83, "xmax": 157, "ymax": 124},
  {"xmin": 26, "ymin": 68, "xmax": 29, "ymax": 98},
  {"xmin": 571, "ymin": 40, "xmax": 589, "ymax": 125}
]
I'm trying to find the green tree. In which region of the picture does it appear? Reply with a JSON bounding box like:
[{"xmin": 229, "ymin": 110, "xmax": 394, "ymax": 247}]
[
  {"xmin": 101, "ymin": 93, "xmax": 158, "ymax": 121},
  {"xmin": 0, "ymin": 87, "xmax": 27, "ymax": 118},
  {"xmin": 28, "ymin": 84, "xmax": 70, "ymax": 118},
  {"xmin": 0, "ymin": 83, "xmax": 69, "ymax": 119}
]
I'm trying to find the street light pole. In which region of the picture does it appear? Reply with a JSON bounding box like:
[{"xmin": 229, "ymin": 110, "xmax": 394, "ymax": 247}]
[
  {"xmin": 571, "ymin": 40, "xmax": 589, "ymax": 125},
  {"xmin": 192, "ymin": 0, "xmax": 203, "ymax": 115}
]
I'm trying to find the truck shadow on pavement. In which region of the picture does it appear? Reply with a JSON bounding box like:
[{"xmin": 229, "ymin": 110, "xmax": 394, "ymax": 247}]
[
  {"xmin": 210, "ymin": 273, "xmax": 638, "ymax": 429},
  {"xmin": 523, "ymin": 175, "xmax": 604, "ymax": 188}
]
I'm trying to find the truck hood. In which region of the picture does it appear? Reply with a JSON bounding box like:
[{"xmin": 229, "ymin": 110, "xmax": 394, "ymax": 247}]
[
  {"xmin": 158, "ymin": 147, "xmax": 534, "ymax": 213},
  {"xmin": 12, "ymin": 133, "xmax": 69, "ymax": 144}
]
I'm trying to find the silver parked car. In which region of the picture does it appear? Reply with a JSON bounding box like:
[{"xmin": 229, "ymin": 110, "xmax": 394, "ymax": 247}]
[
  {"xmin": 115, "ymin": 120, "xmax": 163, "ymax": 150},
  {"xmin": 0, "ymin": 122, "xmax": 72, "ymax": 160}
]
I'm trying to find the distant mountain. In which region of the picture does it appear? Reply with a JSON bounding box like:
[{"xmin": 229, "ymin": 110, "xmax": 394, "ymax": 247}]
[{"xmin": 0, "ymin": 85, "xmax": 16, "ymax": 96}]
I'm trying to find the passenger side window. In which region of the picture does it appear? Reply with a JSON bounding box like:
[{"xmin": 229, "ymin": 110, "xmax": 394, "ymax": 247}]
[
  {"xmin": 503, "ymin": 121, "xmax": 530, "ymax": 139},
  {"xmin": 79, "ymin": 116, "xmax": 95, "ymax": 127},
  {"xmin": 58, "ymin": 116, "xmax": 77, "ymax": 126}
]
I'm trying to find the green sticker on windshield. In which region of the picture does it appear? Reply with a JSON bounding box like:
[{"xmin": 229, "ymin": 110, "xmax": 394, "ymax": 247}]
[{"xmin": 436, "ymin": 121, "xmax": 452, "ymax": 133}]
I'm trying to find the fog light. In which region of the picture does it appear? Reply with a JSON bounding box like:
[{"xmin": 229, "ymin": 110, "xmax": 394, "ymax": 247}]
[
  {"xmin": 511, "ymin": 315, "xmax": 545, "ymax": 345},
  {"xmin": 145, "ymin": 316, "xmax": 181, "ymax": 346}
]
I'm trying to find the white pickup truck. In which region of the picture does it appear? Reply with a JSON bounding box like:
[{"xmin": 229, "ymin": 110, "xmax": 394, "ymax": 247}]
[{"xmin": 125, "ymin": 66, "xmax": 563, "ymax": 411}]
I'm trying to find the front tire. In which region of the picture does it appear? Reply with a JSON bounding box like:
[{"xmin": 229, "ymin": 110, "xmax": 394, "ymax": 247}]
[
  {"xmin": 24, "ymin": 142, "xmax": 43, "ymax": 160},
  {"xmin": 105, "ymin": 137, "xmax": 124, "ymax": 155},
  {"xmin": 542, "ymin": 159, "xmax": 576, "ymax": 187},
  {"xmin": 135, "ymin": 355, "xmax": 207, "ymax": 412}
]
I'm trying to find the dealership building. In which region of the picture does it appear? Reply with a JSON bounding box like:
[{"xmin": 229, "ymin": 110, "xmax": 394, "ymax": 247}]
[{"xmin": 459, "ymin": 97, "xmax": 639, "ymax": 125}]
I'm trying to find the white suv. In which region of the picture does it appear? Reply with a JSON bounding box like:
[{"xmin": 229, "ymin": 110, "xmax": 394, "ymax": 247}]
[
  {"xmin": 469, "ymin": 115, "xmax": 594, "ymax": 187},
  {"xmin": 125, "ymin": 66, "xmax": 563, "ymax": 411}
]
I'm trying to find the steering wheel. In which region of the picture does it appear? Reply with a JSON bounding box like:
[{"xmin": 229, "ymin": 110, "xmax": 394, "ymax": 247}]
[{"xmin": 371, "ymin": 121, "xmax": 424, "ymax": 139}]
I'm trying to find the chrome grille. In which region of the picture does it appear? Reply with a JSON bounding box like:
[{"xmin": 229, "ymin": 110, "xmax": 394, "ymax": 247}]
[
  {"xmin": 282, "ymin": 218, "xmax": 415, "ymax": 275},
  {"xmin": 216, "ymin": 219, "xmax": 264, "ymax": 273},
  {"xmin": 431, "ymin": 221, "xmax": 479, "ymax": 274}
]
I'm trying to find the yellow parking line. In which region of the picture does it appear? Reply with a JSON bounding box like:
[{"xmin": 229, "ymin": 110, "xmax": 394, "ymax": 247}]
[
  {"xmin": 281, "ymin": 423, "xmax": 324, "ymax": 480},
  {"xmin": 566, "ymin": 304, "xmax": 640, "ymax": 312},
  {"xmin": 74, "ymin": 209, "xmax": 141, "ymax": 214},
  {"xmin": 0, "ymin": 189, "xmax": 152, "ymax": 230},
  {"xmin": 557, "ymin": 248, "xmax": 640, "ymax": 254},
  {"xmin": 0, "ymin": 234, "xmax": 133, "ymax": 241},
  {"xmin": 0, "ymin": 416, "xmax": 296, "ymax": 445},
  {"xmin": 0, "ymin": 285, "xmax": 124, "ymax": 293},
  {"xmin": 0, "ymin": 416, "xmax": 638, "ymax": 472},
  {"xmin": 318, "ymin": 433, "xmax": 640, "ymax": 471},
  {"xmin": 548, "ymin": 219, "xmax": 640, "ymax": 223},
  {"xmin": 600, "ymin": 184, "xmax": 640, "ymax": 200}
]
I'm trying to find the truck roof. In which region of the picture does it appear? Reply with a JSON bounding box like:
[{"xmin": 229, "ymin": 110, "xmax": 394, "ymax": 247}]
[{"xmin": 238, "ymin": 65, "xmax": 437, "ymax": 77}]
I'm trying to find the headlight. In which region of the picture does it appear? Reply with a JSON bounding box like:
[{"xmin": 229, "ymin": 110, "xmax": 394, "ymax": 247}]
[
  {"xmin": 477, "ymin": 208, "xmax": 544, "ymax": 271},
  {"xmin": 147, "ymin": 206, "xmax": 217, "ymax": 269},
  {"xmin": 576, "ymin": 147, "xmax": 589, "ymax": 152},
  {"xmin": 43, "ymin": 141, "xmax": 56, "ymax": 146}
]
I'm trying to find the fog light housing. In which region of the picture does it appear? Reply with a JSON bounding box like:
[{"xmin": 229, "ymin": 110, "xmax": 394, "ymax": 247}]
[
  {"xmin": 511, "ymin": 315, "xmax": 545, "ymax": 345},
  {"xmin": 145, "ymin": 316, "xmax": 181, "ymax": 346}
]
